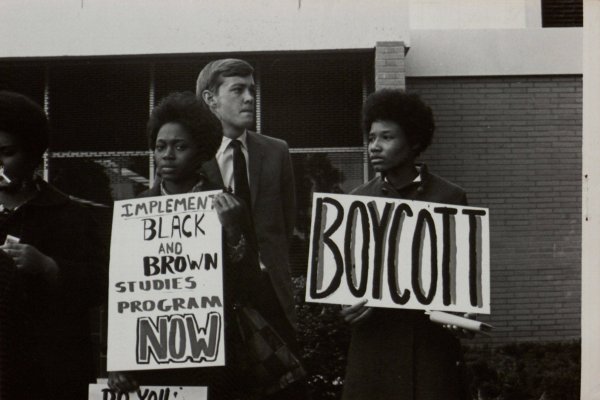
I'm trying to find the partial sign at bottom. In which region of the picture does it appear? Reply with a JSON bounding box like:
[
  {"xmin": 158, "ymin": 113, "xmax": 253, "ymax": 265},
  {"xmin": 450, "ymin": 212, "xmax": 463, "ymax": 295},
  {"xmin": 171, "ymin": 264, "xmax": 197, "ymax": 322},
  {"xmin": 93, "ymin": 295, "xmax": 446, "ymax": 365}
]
[{"xmin": 89, "ymin": 384, "xmax": 207, "ymax": 400}]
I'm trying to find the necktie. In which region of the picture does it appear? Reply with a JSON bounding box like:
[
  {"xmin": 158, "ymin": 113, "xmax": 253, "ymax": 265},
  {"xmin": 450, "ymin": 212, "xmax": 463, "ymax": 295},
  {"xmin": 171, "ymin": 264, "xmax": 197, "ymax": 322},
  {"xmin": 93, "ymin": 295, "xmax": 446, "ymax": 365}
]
[{"xmin": 230, "ymin": 139, "xmax": 252, "ymax": 209}]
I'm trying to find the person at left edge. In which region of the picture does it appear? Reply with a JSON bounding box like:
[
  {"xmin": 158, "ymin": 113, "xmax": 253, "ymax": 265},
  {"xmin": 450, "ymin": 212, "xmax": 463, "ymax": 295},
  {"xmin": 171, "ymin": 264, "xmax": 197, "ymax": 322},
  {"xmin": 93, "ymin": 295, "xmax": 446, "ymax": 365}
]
[
  {"xmin": 108, "ymin": 91, "xmax": 264, "ymax": 400},
  {"xmin": 0, "ymin": 91, "xmax": 108, "ymax": 400}
]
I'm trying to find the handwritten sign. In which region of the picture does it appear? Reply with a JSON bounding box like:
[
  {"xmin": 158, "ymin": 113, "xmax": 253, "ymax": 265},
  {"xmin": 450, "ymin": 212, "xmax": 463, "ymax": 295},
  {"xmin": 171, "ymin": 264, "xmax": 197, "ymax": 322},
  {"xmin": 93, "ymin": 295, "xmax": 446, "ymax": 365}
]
[
  {"xmin": 89, "ymin": 384, "xmax": 207, "ymax": 400},
  {"xmin": 107, "ymin": 191, "xmax": 225, "ymax": 371},
  {"xmin": 306, "ymin": 193, "xmax": 490, "ymax": 314}
]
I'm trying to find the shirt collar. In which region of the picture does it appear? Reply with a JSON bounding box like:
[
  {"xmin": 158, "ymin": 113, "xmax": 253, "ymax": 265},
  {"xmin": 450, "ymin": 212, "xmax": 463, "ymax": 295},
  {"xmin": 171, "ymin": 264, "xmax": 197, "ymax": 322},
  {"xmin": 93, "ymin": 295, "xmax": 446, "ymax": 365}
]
[
  {"xmin": 383, "ymin": 164, "xmax": 422, "ymax": 186},
  {"xmin": 217, "ymin": 130, "xmax": 248, "ymax": 156},
  {"xmin": 159, "ymin": 174, "xmax": 207, "ymax": 196}
]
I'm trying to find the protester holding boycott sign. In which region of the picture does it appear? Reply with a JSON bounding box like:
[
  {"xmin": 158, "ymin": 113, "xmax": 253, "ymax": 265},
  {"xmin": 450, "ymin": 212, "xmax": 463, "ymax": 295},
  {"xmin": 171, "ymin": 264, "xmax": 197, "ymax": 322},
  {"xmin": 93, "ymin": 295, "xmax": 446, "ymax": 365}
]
[
  {"xmin": 0, "ymin": 91, "xmax": 108, "ymax": 400},
  {"xmin": 108, "ymin": 92, "xmax": 295, "ymax": 399},
  {"xmin": 340, "ymin": 90, "xmax": 472, "ymax": 400}
]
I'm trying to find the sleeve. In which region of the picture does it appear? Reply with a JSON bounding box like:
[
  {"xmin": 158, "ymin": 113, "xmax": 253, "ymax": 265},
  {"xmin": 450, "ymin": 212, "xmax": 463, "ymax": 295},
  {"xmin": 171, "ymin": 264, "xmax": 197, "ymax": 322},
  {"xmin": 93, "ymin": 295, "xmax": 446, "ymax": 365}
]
[
  {"xmin": 460, "ymin": 191, "xmax": 468, "ymax": 206},
  {"xmin": 280, "ymin": 142, "xmax": 297, "ymax": 242},
  {"xmin": 52, "ymin": 203, "xmax": 110, "ymax": 312}
]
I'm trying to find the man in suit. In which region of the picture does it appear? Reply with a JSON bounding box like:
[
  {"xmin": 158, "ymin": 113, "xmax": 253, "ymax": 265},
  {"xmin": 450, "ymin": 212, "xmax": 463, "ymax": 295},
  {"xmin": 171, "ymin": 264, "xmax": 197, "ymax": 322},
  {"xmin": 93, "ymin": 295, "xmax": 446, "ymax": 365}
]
[{"xmin": 197, "ymin": 59, "xmax": 303, "ymax": 399}]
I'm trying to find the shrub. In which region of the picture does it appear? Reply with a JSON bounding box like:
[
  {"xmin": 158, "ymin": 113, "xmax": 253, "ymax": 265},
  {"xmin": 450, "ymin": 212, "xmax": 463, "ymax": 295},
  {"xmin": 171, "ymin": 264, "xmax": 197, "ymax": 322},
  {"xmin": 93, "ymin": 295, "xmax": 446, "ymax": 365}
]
[
  {"xmin": 465, "ymin": 341, "xmax": 580, "ymax": 400},
  {"xmin": 294, "ymin": 276, "xmax": 350, "ymax": 400},
  {"xmin": 293, "ymin": 278, "xmax": 580, "ymax": 400}
]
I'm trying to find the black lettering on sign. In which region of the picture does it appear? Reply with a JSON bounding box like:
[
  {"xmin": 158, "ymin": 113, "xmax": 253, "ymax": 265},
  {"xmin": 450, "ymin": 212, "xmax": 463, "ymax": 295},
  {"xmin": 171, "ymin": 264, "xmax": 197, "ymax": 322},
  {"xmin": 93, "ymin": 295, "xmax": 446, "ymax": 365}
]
[
  {"xmin": 344, "ymin": 201, "xmax": 370, "ymax": 297},
  {"xmin": 158, "ymin": 242, "xmax": 183, "ymax": 255},
  {"xmin": 138, "ymin": 388, "xmax": 172, "ymax": 400},
  {"xmin": 309, "ymin": 197, "xmax": 345, "ymax": 299},
  {"xmin": 433, "ymin": 207, "xmax": 458, "ymax": 306},
  {"xmin": 137, "ymin": 313, "xmax": 221, "ymax": 364},
  {"xmin": 142, "ymin": 215, "xmax": 205, "ymax": 241},
  {"xmin": 143, "ymin": 253, "xmax": 218, "ymax": 276},
  {"xmin": 102, "ymin": 387, "xmax": 175, "ymax": 400},
  {"xmin": 387, "ymin": 203, "xmax": 413, "ymax": 305},
  {"xmin": 411, "ymin": 209, "xmax": 438, "ymax": 305},
  {"xmin": 367, "ymin": 201, "xmax": 393, "ymax": 300},
  {"xmin": 102, "ymin": 388, "xmax": 130, "ymax": 399},
  {"xmin": 462, "ymin": 209, "xmax": 487, "ymax": 307}
]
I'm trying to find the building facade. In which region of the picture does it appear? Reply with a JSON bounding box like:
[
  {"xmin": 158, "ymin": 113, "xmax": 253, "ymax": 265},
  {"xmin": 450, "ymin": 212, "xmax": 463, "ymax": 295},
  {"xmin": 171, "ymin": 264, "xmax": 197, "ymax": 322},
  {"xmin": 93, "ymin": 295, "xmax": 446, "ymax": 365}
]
[{"xmin": 0, "ymin": 0, "xmax": 583, "ymax": 351}]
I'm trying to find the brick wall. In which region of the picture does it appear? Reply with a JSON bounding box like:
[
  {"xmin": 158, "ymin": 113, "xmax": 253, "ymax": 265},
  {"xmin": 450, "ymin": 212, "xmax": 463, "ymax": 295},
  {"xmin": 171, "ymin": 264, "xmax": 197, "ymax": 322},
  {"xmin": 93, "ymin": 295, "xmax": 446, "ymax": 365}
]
[
  {"xmin": 406, "ymin": 76, "xmax": 582, "ymax": 344},
  {"xmin": 375, "ymin": 41, "xmax": 406, "ymax": 90}
]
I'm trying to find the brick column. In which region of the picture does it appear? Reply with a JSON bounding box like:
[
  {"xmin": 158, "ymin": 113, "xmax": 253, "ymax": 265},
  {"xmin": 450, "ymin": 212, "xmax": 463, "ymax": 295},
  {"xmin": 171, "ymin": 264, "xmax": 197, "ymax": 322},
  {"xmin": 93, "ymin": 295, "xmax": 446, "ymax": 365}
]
[{"xmin": 375, "ymin": 41, "xmax": 407, "ymax": 91}]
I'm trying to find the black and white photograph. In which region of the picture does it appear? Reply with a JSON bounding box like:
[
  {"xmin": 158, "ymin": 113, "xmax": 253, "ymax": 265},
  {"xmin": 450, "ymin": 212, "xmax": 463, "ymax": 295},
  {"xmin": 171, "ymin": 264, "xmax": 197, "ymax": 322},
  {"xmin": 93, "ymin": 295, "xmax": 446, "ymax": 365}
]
[{"xmin": 0, "ymin": 1, "xmax": 598, "ymax": 399}]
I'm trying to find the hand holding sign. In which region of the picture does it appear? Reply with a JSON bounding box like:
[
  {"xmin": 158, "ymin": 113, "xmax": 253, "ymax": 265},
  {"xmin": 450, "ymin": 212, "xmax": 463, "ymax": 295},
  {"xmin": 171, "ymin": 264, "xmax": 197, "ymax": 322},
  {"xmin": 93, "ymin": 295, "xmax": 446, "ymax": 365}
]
[
  {"xmin": 107, "ymin": 371, "xmax": 139, "ymax": 393},
  {"xmin": 213, "ymin": 192, "xmax": 247, "ymax": 243},
  {"xmin": 340, "ymin": 299, "xmax": 373, "ymax": 325}
]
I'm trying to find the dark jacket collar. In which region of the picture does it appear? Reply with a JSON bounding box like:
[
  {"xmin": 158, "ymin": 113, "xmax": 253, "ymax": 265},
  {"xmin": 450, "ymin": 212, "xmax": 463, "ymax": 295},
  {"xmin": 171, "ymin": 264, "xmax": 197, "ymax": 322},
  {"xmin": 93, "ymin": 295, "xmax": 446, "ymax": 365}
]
[
  {"xmin": 381, "ymin": 162, "xmax": 430, "ymax": 196},
  {"xmin": 27, "ymin": 178, "xmax": 71, "ymax": 208}
]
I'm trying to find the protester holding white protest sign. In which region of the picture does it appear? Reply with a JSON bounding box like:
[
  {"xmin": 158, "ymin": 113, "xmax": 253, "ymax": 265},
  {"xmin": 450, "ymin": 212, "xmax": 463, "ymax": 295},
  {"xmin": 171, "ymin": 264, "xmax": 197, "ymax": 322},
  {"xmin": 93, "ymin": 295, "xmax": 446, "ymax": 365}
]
[
  {"xmin": 0, "ymin": 91, "xmax": 108, "ymax": 400},
  {"xmin": 339, "ymin": 90, "xmax": 476, "ymax": 400},
  {"xmin": 107, "ymin": 92, "xmax": 264, "ymax": 399}
]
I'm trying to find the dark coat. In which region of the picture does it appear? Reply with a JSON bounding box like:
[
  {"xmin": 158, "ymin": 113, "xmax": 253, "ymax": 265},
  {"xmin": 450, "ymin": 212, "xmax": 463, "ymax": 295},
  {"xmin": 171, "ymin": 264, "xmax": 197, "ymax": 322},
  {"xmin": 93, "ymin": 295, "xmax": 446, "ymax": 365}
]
[
  {"xmin": 201, "ymin": 131, "xmax": 297, "ymax": 330},
  {"xmin": 0, "ymin": 180, "xmax": 108, "ymax": 400},
  {"xmin": 342, "ymin": 165, "xmax": 469, "ymax": 400}
]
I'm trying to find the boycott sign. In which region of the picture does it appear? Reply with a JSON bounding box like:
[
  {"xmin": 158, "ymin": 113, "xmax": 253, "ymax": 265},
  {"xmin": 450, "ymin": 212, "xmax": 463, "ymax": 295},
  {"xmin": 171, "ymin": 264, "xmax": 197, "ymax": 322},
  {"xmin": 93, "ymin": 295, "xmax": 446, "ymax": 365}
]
[
  {"xmin": 306, "ymin": 193, "xmax": 490, "ymax": 314},
  {"xmin": 89, "ymin": 384, "xmax": 207, "ymax": 400},
  {"xmin": 107, "ymin": 190, "xmax": 224, "ymax": 371}
]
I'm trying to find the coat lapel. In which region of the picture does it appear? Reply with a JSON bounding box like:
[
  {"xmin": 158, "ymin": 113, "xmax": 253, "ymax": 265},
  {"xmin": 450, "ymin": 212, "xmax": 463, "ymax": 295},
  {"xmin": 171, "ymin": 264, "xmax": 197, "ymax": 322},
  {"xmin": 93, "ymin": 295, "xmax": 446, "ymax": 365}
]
[
  {"xmin": 200, "ymin": 159, "xmax": 225, "ymax": 189},
  {"xmin": 246, "ymin": 131, "xmax": 264, "ymax": 208}
]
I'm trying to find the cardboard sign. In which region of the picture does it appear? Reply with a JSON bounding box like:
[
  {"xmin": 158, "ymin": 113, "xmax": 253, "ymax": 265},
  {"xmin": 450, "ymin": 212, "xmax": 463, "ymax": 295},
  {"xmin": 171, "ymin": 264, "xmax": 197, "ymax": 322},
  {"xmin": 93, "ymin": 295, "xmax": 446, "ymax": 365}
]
[
  {"xmin": 306, "ymin": 193, "xmax": 490, "ymax": 314},
  {"xmin": 89, "ymin": 384, "xmax": 207, "ymax": 400},
  {"xmin": 107, "ymin": 191, "xmax": 225, "ymax": 371}
]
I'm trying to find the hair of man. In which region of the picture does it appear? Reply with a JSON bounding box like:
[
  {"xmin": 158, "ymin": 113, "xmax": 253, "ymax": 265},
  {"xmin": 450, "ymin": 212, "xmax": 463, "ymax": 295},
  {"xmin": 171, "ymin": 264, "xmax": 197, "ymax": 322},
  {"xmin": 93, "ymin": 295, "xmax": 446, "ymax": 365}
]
[{"xmin": 196, "ymin": 58, "xmax": 254, "ymax": 99}]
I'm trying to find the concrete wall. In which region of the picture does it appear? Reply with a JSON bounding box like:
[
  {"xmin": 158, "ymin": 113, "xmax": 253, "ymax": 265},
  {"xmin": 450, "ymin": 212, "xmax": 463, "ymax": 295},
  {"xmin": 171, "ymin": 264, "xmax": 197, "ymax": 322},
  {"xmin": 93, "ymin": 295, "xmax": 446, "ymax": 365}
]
[
  {"xmin": 0, "ymin": 0, "xmax": 410, "ymax": 57},
  {"xmin": 405, "ymin": 28, "xmax": 582, "ymax": 77},
  {"xmin": 409, "ymin": 0, "xmax": 542, "ymax": 29}
]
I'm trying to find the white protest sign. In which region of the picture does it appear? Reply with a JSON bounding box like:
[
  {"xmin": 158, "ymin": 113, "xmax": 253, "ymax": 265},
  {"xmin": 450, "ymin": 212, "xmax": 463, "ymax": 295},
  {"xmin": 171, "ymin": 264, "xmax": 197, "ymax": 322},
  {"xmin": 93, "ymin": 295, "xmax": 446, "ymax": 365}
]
[
  {"xmin": 306, "ymin": 193, "xmax": 490, "ymax": 314},
  {"xmin": 89, "ymin": 384, "xmax": 207, "ymax": 400},
  {"xmin": 107, "ymin": 190, "xmax": 225, "ymax": 371}
]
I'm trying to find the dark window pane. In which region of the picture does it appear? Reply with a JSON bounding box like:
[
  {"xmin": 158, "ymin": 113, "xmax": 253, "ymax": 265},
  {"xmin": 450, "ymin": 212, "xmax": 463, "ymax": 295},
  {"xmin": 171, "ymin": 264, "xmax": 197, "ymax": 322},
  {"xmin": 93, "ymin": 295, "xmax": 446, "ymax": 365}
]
[
  {"xmin": 261, "ymin": 55, "xmax": 368, "ymax": 148},
  {"xmin": 49, "ymin": 63, "xmax": 149, "ymax": 151},
  {"xmin": 154, "ymin": 60, "xmax": 208, "ymax": 101},
  {"xmin": 542, "ymin": 0, "xmax": 582, "ymax": 27},
  {"xmin": 0, "ymin": 64, "xmax": 45, "ymax": 106}
]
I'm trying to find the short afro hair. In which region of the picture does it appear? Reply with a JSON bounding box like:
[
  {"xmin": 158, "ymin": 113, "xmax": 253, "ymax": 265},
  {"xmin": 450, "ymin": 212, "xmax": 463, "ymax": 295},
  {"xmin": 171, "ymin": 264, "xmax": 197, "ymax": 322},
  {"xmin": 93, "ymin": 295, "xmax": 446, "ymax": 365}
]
[
  {"xmin": 196, "ymin": 58, "xmax": 254, "ymax": 98},
  {"xmin": 362, "ymin": 89, "xmax": 435, "ymax": 156},
  {"xmin": 0, "ymin": 91, "xmax": 49, "ymax": 163},
  {"xmin": 147, "ymin": 91, "xmax": 221, "ymax": 161}
]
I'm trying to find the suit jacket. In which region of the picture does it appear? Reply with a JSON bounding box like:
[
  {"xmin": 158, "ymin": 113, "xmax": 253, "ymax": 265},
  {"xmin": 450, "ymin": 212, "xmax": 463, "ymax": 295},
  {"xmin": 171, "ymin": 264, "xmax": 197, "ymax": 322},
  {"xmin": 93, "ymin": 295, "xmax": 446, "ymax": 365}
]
[{"xmin": 202, "ymin": 131, "xmax": 297, "ymax": 328}]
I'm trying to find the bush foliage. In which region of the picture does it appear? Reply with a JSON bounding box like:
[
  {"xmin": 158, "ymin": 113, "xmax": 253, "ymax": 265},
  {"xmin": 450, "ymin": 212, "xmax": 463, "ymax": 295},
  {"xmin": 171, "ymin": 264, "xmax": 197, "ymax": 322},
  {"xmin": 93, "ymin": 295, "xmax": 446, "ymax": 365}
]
[{"xmin": 293, "ymin": 277, "xmax": 580, "ymax": 400}]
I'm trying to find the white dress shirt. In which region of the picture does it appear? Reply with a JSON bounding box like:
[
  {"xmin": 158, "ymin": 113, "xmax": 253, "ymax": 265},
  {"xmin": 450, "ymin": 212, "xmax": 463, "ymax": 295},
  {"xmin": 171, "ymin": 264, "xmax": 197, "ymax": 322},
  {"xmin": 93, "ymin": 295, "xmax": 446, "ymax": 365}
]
[
  {"xmin": 215, "ymin": 131, "xmax": 268, "ymax": 270},
  {"xmin": 215, "ymin": 131, "xmax": 250, "ymax": 193}
]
